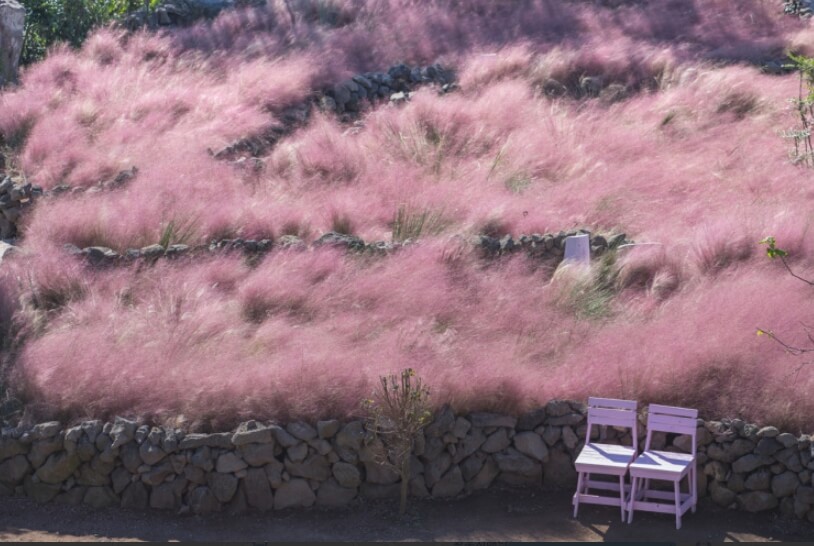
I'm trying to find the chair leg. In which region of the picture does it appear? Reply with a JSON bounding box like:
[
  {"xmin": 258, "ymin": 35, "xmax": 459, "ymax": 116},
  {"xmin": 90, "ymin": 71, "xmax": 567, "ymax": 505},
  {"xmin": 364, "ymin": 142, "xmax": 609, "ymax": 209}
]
[
  {"xmin": 618, "ymin": 475, "xmax": 626, "ymax": 522},
  {"xmin": 674, "ymin": 479, "xmax": 682, "ymax": 530},
  {"xmin": 627, "ymin": 477, "xmax": 637, "ymax": 524},
  {"xmin": 573, "ymin": 472, "xmax": 584, "ymax": 518}
]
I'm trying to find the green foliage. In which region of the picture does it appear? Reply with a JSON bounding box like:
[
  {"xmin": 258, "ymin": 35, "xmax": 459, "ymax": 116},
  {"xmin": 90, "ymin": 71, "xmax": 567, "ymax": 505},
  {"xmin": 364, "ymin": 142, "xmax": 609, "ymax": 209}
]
[
  {"xmin": 158, "ymin": 216, "xmax": 199, "ymax": 248},
  {"xmin": 391, "ymin": 205, "xmax": 448, "ymax": 242},
  {"xmin": 758, "ymin": 236, "xmax": 788, "ymax": 259},
  {"xmin": 362, "ymin": 368, "xmax": 432, "ymax": 516},
  {"xmin": 783, "ymin": 53, "xmax": 814, "ymax": 167},
  {"xmin": 20, "ymin": 0, "xmax": 148, "ymax": 65}
]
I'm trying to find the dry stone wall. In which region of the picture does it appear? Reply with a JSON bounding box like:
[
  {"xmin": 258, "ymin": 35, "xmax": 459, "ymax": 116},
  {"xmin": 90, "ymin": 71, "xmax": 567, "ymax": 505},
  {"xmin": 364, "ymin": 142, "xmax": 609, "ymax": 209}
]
[{"xmin": 1, "ymin": 402, "xmax": 813, "ymax": 521}]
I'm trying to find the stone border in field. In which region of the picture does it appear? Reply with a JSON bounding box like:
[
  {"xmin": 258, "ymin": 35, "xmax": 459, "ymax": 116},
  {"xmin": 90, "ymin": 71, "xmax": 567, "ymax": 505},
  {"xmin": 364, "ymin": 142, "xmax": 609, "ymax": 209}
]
[{"xmin": 1, "ymin": 402, "xmax": 812, "ymax": 520}]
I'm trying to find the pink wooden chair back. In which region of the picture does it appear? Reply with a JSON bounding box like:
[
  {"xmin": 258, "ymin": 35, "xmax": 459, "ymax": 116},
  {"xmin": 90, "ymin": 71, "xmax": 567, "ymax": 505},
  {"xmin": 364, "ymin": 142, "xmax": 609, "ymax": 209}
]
[
  {"xmin": 585, "ymin": 397, "xmax": 638, "ymax": 449},
  {"xmin": 644, "ymin": 404, "xmax": 698, "ymax": 455}
]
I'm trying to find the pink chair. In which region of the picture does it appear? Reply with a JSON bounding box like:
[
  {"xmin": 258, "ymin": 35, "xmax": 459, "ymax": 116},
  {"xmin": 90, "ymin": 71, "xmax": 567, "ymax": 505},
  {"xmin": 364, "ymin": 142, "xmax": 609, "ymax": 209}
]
[
  {"xmin": 572, "ymin": 397, "xmax": 638, "ymax": 521},
  {"xmin": 626, "ymin": 404, "xmax": 698, "ymax": 529}
]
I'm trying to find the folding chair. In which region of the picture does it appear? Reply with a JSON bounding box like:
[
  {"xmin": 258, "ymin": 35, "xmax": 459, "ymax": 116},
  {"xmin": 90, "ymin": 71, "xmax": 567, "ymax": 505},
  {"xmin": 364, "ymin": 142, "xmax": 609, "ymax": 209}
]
[
  {"xmin": 626, "ymin": 404, "xmax": 698, "ymax": 529},
  {"xmin": 572, "ymin": 397, "xmax": 638, "ymax": 521}
]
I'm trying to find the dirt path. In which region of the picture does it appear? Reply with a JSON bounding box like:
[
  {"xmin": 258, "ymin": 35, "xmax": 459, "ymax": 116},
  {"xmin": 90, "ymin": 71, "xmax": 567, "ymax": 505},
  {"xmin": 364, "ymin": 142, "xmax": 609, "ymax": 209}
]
[{"xmin": 1, "ymin": 488, "xmax": 812, "ymax": 542}]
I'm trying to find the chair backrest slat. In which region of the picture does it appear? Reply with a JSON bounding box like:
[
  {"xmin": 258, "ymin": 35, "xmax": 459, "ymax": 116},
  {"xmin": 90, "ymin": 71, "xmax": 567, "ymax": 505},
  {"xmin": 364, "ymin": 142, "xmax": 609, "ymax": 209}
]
[
  {"xmin": 585, "ymin": 397, "xmax": 637, "ymax": 450},
  {"xmin": 588, "ymin": 397, "xmax": 637, "ymax": 410},
  {"xmin": 587, "ymin": 407, "xmax": 638, "ymax": 428},
  {"xmin": 645, "ymin": 404, "xmax": 698, "ymax": 454}
]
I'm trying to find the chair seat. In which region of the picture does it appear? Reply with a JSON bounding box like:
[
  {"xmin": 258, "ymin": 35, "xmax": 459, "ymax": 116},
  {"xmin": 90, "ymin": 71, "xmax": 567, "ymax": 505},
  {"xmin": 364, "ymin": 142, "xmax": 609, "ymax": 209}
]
[
  {"xmin": 628, "ymin": 450, "xmax": 694, "ymax": 480},
  {"xmin": 574, "ymin": 442, "xmax": 636, "ymax": 475}
]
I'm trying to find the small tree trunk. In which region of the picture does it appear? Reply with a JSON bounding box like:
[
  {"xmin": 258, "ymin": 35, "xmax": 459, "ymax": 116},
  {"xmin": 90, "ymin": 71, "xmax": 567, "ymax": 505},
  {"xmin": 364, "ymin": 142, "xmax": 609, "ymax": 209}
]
[{"xmin": 399, "ymin": 453, "xmax": 409, "ymax": 515}]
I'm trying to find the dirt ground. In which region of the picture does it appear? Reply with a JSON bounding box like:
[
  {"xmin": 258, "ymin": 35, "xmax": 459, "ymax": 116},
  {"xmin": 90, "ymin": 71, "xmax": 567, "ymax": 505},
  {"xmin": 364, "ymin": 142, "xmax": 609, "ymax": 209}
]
[{"xmin": 2, "ymin": 487, "xmax": 813, "ymax": 543}]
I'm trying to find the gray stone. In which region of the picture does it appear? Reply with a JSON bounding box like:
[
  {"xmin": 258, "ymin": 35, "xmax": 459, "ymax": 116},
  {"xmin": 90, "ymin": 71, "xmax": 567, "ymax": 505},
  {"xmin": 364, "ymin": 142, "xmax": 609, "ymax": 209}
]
[
  {"xmin": 364, "ymin": 460, "xmax": 400, "ymax": 485},
  {"xmin": 452, "ymin": 417, "xmax": 471, "ymax": 439},
  {"xmin": 287, "ymin": 442, "xmax": 308, "ymax": 463},
  {"xmin": 468, "ymin": 412, "xmax": 517, "ymax": 429},
  {"xmin": 244, "ymin": 467, "xmax": 274, "ymax": 511},
  {"xmin": 561, "ymin": 426, "xmax": 579, "ymax": 450},
  {"xmin": 727, "ymin": 473, "xmax": 746, "ymax": 493},
  {"xmin": 80, "ymin": 421, "xmax": 102, "ymax": 444},
  {"xmin": 432, "ymin": 465, "xmax": 464, "ymax": 498},
  {"xmin": 0, "ymin": 454, "xmax": 30, "ymax": 485},
  {"xmin": 287, "ymin": 454, "xmax": 331, "ymax": 481},
  {"xmin": 547, "ymin": 413, "xmax": 584, "ymax": 427},
  {"xmin": 150, "ymin": 481, "xmax": 179, "ymax": 510},
  {"xmin": 467, "ymin": 457, "xmax": 499, "ymax": 491},
  {"xmin": 139, "ymin": 442, "xmax": 167, "ymax": 466},
  {"xmin": 454, "ymin": 428, "xmax": 486, "ymax": 463},
  {"xmin": 410, "ymin": 476, "xmax": 430, "ymax": 498},
  {"xmin": 0, "ymin": 437, "xmax": 27, "ymax": 461},
  {"xmin": 286, "ymin": 422, "xmax": 317, "ymax": 442},
  {"xmin": 332, "ymin": 461, "xmax": 361, "ymax": 488},
  {"xmin": 545, "ymin": 400, "xmax": 572, "ymax": 417},
  {"xmin": 189, "ymin": 486, "xmax": 220, "ymax": 514},
  {"xmin": 178, "ymin": 432, "xmax": 232, "ymax": 450},
  {"xmin": 0, "ymin": 0, "xmax": 25, "ymax": 86},
  {"xmin": 481, "ymin": 429, "xmax": 511, "ymax": 453},
  {"xmin": 772, "ymin": 471, "xmax": 800, "ymax": 497},
  {"xmin": 707, "ymin": 443, "xmax": 736, "ymax": 463},
  {"xmin": 317, "ymin": 420, "xmax": 341, "ymax": 439},
  {"xmin": 778, "ymin": 433, "xmax": 798, "ymax": 448},
  {"xmin": 83, "ymin": 486, "xmax": 117, "ymax": 508},
  {"xmin": 111, "ymin": 467, "xmax": 131, "ymax": 494},
  {"xmin": 240, "ymin": 443, "xmax": 278, "ymax": 467},
  {"xmin": 231, "ymin": 422, "xmax": 273, "ymax": 446},
  {"xmin": 28, "ymin": 436, "xmax": 63, "ymax": 468},
  {"xmin": 264, "ymin": 459, "xmax": 284, "ymax": 488},
  {"xmin": 541, "ymin": 426, "xmax": 562, "ymax": 446},
  {"xmin": 543, "ymin": 450, "xmax": 576, "ymax": 489},
  {"xmin": 184, "ymin": 465, "xmax": 206, "ymax": 484},
  {"xmin": 35, "ymin": 451, "xmax": 79, "ymax": 484},
  {"xmin": 208, "ymin": 472, "xmax": 238, "ymax": 503},
  {"xmin": 425, "ymin": 453, "xmax": 452, "ymax": 488},
  {"xmin": 733, "ymin": 454, "xmax": 770, "ymax": 474},
  {"xmin": 334, "ymin": 421, "xmax": 366, "ymax": 453},
  {"xmin": 757, "ymin": 426, "xmax": 780, "ymax": 438},
  {"xmin": 32, "ymin": 422, "xmax": 61, "ymax": 440},
  {"xmin": 23, "ymin": 475, "xmax": 60, "ymax": 503},
  {"xmin": 673, "ymin": 434, "xmax": 694, "ymax": 453},
  {"xmin": 494, "ymin": 448, "xmax": 539, "ymax": 476},
  {"xmin": 745, "ymin": 469, "xmax": 771, "ymax": 491},
  {"xmin": 755, "ymin": 438, "xmax": 783, "ymax": 457},
  {"xmin": 140, "ymin": 461, "xmax": 174, "ymax": 486},
  {"xmin": 425, "ymin": 407, "xmax": 456, "ymax": 438},
  {"xmin": 120, "ymin": 443, "xmax": 142, "ymax": 473},
  {"xmin": 517, "ymin": 409, "xmax": 547, "ymax": 431},
  {"xmin": 729, "ymin": 439, "xmax": 756, "ymax": 458},
  {"xmin": 216, "ymin": 452, "xmax": 247, "ymax": 473},
  {"xmin": 77, "ymin": 459, "xmax": 113, "ymax": 486},
  {"xmin": 797, "ymin": 485, "xmax": 814, "ymax": 504},
  {"xmin": 709, "ymin": 481, "xmax": 736, "ymax": 506},
  {"xmin": 704, "ymin": 460, "xmax": 729, "ymax": 482},
  {"xmin": 121, "ymin": 481, "xmax": 148, "ymax": 510},
  {"xmin": 225, "ymin": 482, "xmax": 248, "ymax": 515},
  {"xmin": 460, "ymin": 453, "xmax": 485, "ymax": 481},
  {"xmin": 54, "ymin": 486, "xmax": 87, "ymax": 506},
  {"xmin": 776, "ymin": 447, "xmax": 803, "ymax": 472},
  {"xmin": 513, "ymin": 432, "xmax": 549, "ymax": 462},
  {"xmin": 316, "ymin": 478, "xmax": 356, "ymax": 507},
  {"xmin": 738, "ymin": 491, "xmax": 778, "ymax": 512},
  {"xmin": 274, "ymin": 478, "xmax": 315, "ymax": 509},
  {"xmin": 191, "ymin": 447, "xmax": 214, "ymax": 471},
  {"xmin": 109, "ymin": 417, "xmax": 136, "ymax": 449}
]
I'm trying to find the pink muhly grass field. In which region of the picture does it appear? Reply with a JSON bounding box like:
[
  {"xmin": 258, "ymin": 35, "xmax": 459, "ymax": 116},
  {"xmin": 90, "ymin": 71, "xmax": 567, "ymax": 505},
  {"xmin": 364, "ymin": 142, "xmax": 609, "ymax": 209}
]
[{"xmin": 2, "ymin": 0, "xmax": 814, "ymax": 428}]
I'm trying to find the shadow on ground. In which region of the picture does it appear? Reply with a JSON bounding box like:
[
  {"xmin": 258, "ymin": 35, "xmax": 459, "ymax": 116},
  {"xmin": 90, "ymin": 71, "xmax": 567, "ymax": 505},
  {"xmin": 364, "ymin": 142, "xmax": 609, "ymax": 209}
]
[{"xmin": 1, "ymin": 487, "xmax": 813, "ymax": 542}]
